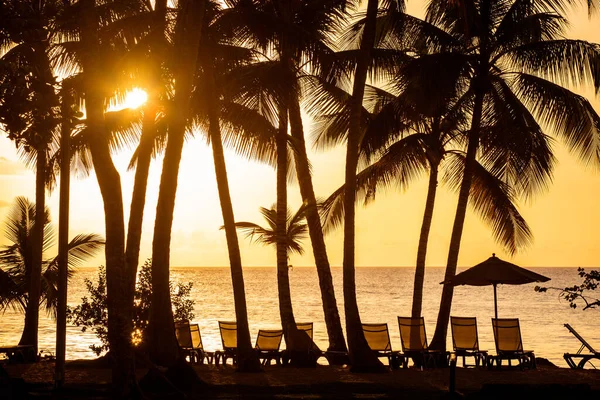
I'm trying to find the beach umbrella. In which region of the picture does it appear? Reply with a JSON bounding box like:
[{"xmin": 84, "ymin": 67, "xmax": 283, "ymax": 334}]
[{"xmin": 442, "ymin": 253, "xmax": 550, "ymax": 319}]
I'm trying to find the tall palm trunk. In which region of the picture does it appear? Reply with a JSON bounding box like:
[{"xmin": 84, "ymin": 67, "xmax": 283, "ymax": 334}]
[
  {"xmin": 343, "ymin": 0, "xmax": 384, "ymax": 372},
  {"xmin": 18, "ymin": 148, "xmax": 46, "ymax": 357},
  {"xmin": 149, "ymin": 0, "xmax": 205, "ymax": 367},
  {"xmin": 276, "ymin": 102, "xmax": 296, "ymax": 339},
  {"xmin": 125, "ymin": 104, "xmax": 155, "ymax": 287},
  {"xmin": 288, "ymin": 95, "xmax": 347, "ymax": 355},
  {"xmin": 55, "ymin": 85, "xmax": 74, "ymax": 386},
  {"xmin": 205, "ymin": 65, "xmax": 260, "ymax": 371},
  {"xmin": 429, "ymin": 90, "xmax": 484, "ymax": 351},
  {"xmin": 19, "ymin": 37, "xmax": 57, "ymax": 358},
  {"xmin": 411, "ymin": 164, "xmax": 439, "ymax": 318},
  {"xmin": 125, "ymin": 0, "xmax": 167, "ymax": 291},
  {"xmin": 80, "ymin": 0, "xmax": 133, "ymax": 394}
]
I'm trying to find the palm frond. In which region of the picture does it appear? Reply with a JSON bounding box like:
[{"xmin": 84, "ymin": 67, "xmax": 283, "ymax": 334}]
[
  {"xmin": 506, "ymin": 40, "xmax": 600, "ymax": 92},
  {"xmin": 444, "ymin": 152, "xmax": 533, "ymax": 254},
  {"xmin": 321, "ymin": 134, "xmax": 430, "ymax": 233},
  {"xmin": 513, "ymin": 72, "xmax": 600, "ymax": 168}
]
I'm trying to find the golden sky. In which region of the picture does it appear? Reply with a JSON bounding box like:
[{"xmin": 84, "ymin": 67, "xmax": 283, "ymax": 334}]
[{"xmin": 0, "ymin": 3, "xmax": 599, "ymax": 268}]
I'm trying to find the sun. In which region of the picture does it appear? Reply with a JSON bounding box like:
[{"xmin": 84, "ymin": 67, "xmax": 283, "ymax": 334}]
[{"xmin": 124, "ymin": 88, "xmax": 148, "ymax": 109}]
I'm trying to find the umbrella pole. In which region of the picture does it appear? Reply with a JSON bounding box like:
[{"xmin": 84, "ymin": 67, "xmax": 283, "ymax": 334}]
[{"xmin": 493, "ymin": 283, "xmax": 498, "ymax": 320}]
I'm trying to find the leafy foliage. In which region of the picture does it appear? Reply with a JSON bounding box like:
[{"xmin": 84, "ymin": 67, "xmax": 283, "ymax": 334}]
[
  {"xmin": 67, "ymin": 259, "xmax": 195, "ymax": 356},
  {"xmin": 0, "ymin": 197, "xmax": 104, "ymax": 316},
  {"xmin": 535, "ymin": 268, "xmax": 600, "ymax": 310},
  {"xmin": 231, "ymin": 204, "xmax": 309, "ymax": 257}
]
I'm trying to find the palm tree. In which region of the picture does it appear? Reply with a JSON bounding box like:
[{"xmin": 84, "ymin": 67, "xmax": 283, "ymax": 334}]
[
  {"xmin": 336, "ymin": 0, "xmax": 387, "ymax": 371},
  {"xmin": 63, "ymin": 0, "xmax": 144, "ymax": 392},
  {"xmin": 220, "ymin": 0, "xmax": 348, "ymax": 356},
  {"xmin": 0, "ymin": 197, "xmax": 104, "ymax": 321},
  {"xmin": 190, "ymin": 1, "xmax": 262, "ymax": 371},
  {"xmin": 148, "ymin": 0, "xmax": 207, "ymax": 367},
  {"xmin": 233, "ymin": 205, "xmax": 309, "ymax": 256},
  {"xmin": 424, "ymin": 0, "xmax": 600, "ymax": 350},
  {"xmin": 124, "ymin": 0, "xmax": 168, "ymax": 306},
  {"xmin": 0, "ymin": 0, "xmax": 62, "ymax": 357},
  {"xmin": 232, "ymin": 204, "xmax": 308, "ymax": 338},
  {"xmin": 316, "ymin": 68, "xmax": 535, "ymax": 321}
]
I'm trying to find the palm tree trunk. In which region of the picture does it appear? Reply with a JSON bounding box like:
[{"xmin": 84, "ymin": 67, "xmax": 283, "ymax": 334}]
[
  {"xmin": 343, "ymin": 0, "xmax": 385, "ymax": 372},
  {"xmin": 125, "ymin": 0, "xmax": 167, "ymax": 293},
  {"xmin": 55, "ymin": 86, "xmax": 73, "ymax": 386},
  {"xmin": 125, "ymin": 103, "xmax": 155, "ymax": 285},
  {"xmin": 288, "ymin": 96, "xmax": 347, "ymax": 355},
  {"xmin": 411, "ymin": 165, "xmax": 439, "ymax": 318},
  {"xmin": 429, "ymin": 90, "xmax": 484, "ymax": 351},
  {"xmin": 276, "ymin": 103, "xmax": 296, "ymax": 340},
  {"xmin": 149, "ymin": 0, "xmax": 206, "ymax": 367},
  {"xmin": 206, "ymin": 66, "xmax": 260, "ymax": 372},
  {"xmin": 80, "ymin": 1, "xmax": 134, "ymax": 394},
  {"xmin": 18, "ymin": 148, "xmax": 46, "ymax": 358}
]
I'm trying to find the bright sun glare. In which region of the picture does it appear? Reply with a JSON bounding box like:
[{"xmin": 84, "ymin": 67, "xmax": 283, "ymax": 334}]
[{"xmin": 124, "ymin": 88, "xmax": 148, "ymax": 109}]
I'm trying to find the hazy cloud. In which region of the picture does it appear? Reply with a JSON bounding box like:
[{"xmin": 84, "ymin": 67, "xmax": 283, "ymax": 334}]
[{"xmin": 0, "ymin": 157, "xmax": 26, "ymax": 175}]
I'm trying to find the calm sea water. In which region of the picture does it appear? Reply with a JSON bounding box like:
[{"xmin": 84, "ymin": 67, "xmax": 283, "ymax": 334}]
[{"xmin": 0, "ymin": 267, "xmax": 597, "ymax": 367}]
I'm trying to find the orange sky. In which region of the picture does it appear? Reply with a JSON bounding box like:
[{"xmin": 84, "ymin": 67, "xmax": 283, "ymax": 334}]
[{"xmin": 0, "ymin": 3, "xmax": 599, "ymax": 269}]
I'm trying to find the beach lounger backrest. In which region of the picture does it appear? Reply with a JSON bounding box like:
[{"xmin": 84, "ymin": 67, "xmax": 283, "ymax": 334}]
[
  {"xmin": 175, "ymin": 321, "xmax": 193, "ymax": 348},
  {"xmin": 492, "ymin": 318, "xmax": 523, "ymax": 353},
  {"xmin": 451, "ymin": 316, "xmax": 480, "ymax": 351},
  {"xmin": 189, "ymin": 323, "xmax": 203, "ymax": 350},
  {"xmin": 296, "ymin": 322, "xmax": 314, "ymax": 340},
  {"xmin": 398, "ymin": 317, "xmax": 428, "ymax": 352},
  {"xmin": 219, "ymin": 320, "xmax": 238, "ymax": 350},
  {"xmin": 564, "ymin": 324, "xmax": 598, "ymax": 354},
  {"xmin": 362, "ymin": 323, "xmax": 392, "ymax": 352},
  {"xmin": 255, "ymin": 329, "xmax": 283, "ymax": 351}
]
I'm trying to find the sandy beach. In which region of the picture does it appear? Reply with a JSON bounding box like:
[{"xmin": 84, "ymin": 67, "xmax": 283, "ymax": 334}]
[{"xmin": 2, "ymin": 359, "xmax": 599, "ymax": 399}]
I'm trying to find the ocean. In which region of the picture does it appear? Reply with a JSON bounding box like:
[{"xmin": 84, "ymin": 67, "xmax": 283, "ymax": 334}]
[{"xmin": 0, "ymin": 266, "xmax": 597, "ymax": 367}]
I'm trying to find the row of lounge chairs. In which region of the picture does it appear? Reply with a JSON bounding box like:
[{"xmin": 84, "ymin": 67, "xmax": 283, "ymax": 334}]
[
  {"xmin": 175, "ymin": 321, "xmax": 319, "ymax": 366},
  {"xmin": 174, "ymin": 319, "xmax": 599, "ymax": 370},
  {"xmin": 364, "ymin": 317, "xmax": 534, "ymax": 369}
]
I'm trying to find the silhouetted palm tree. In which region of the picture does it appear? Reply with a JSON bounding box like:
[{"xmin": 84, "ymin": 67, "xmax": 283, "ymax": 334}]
[
  {"xmin": 124, "ymin": 0, "xmax": 168, "ymax": 306},
  {"xmin": 149, "ymin": 0, "xmax": 207, "ymax": 367},
  {"xmin": 233, "ymin": 205, "xmax": 309, "ymax": 256},
  {"xmin": 315, "ymin": 70, "xmax": 534, "ymax": 320},
  {"xmin": 232, "ymin": 204, "xmax": 308, "ymax": 339},
  {"xmin": 189, "ymin": 0, "xmax": 262, "ymax": 371},
  {"xmin": 0, "ymin": 0, "xmax": 62, "ymax": 356},
  {"xmin": 339, "ymin": 0, "xmax": 386, "ymax": 371},
  {"xmin": 0, "ymin": 197, "xmax": 104, "ymax": 319},
  {"xmin": 220, "ymin": 0, "xmax": 348, "ymax": 356},
  {"xmin": 58, "ymin": 0, "xmax": 145, "ymax": 392},
  {"xmin": 422, "ymin": 0, "xmax": 600, "ymax": 350}
]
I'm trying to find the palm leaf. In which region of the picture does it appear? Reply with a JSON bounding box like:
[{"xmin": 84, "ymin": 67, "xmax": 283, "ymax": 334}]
[
  {"xmin": 444, "ymin": 152, "xmax": 533, "ymax": 255},
  {"xmin": 513, "ymin": 72, "xmax": 600, "ymax": 168}
]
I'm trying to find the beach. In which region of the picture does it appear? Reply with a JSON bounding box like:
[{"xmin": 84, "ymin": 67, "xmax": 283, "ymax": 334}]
[{"xmin": 3, "ymin": 360, "xmax": 599, "ymax": 399}]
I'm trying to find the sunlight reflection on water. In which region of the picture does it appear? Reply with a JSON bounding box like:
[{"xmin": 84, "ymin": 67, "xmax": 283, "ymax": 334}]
[{"xmin": 1, "ymin": 267, "xmax": 597, "ymax": 367}]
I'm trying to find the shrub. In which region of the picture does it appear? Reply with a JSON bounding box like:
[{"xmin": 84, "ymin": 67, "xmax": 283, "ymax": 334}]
[{"xmin": 67, "ymin": 259, "xmax": 195, "ymax": 356}]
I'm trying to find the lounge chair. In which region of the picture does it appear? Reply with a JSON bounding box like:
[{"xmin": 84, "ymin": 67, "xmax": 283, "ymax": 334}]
[
  {"xmin": 255, "ymin": 329, "xmax": 284, "ymax": 365},
  {"xmin": 281, "ymin": 322, "xmax": 349, "ymax": 366},
  {"xmin": 563, "ymin": 323, "xmax": 599, "ymax": 369},
  {"xmin": 296, "ymin": 322, "xmax": 313, "ymax": 340},
  {"xmin": 175, "ymin": 321, "xmax": 213, "ymax": 364},
  {"xmin": 450, "ymin": 316, "xmax": 487, "ymax": 367},
  {"xmin": 215, "ymin": 320, "xmax": 237, "ymax": 365},
  {"xmin": 398, "ymin": 316, "xmax": 450, "ymax": 368},
  {"xmin": 488, "ymin": 318, "xmax": 535, "ymax": 369},
  {"xmin": 362, "ymin": 323, "xmax": 406, "ymax": 369}
]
